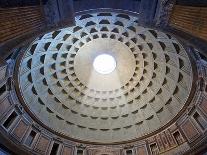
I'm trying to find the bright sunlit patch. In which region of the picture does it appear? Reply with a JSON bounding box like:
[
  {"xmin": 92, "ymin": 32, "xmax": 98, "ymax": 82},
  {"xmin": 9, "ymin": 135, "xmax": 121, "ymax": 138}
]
[{"xmin": 93, "ymin": 54, "xmax": 116, "ymax": 74}]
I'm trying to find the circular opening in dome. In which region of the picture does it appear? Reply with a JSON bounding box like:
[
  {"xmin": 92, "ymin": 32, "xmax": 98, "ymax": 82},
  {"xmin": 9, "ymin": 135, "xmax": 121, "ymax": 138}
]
[{"xmin": 93, "ymin": 54, "xmax": 116, "ymax": 74}]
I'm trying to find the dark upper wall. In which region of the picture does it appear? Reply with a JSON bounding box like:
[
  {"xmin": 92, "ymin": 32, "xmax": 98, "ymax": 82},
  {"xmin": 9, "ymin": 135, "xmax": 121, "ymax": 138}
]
[
  {"xmin": 73, "ymin": 0, "xmax": 141, "ymax": 12},
  {"xmin": 176, "ymin": 0, "xmax": 207, "ymax": 6},
  {"xmin": 0, "ymin": 0, "xmax": 48, "ymax": 8},
  {"xmin": 0, "ymin": 0, "xmax": 75, "ymax": 63}
]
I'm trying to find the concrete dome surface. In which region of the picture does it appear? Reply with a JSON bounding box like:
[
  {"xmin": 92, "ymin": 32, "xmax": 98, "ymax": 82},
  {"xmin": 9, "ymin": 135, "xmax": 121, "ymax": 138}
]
[{"xmin": 17, "ymin": 10, "xmax": 193, "ymax": 143}]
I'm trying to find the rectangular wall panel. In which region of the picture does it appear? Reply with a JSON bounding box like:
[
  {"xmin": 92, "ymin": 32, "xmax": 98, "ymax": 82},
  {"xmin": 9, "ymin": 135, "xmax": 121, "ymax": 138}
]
[
  {"xmin": 11, "ymin": 119, "xmax": 29, "ymax": 142},
  {"xmin": 34, "ymin": 135, "xmax": 50, "ymax": 155},
  {"xmin": 0, "ymin": 6, "xmax": 45, "ymax": 43},
  {"xmin": 198, "ymin": 95, "xmax": 207, "ymax": 117},
  {"xmin": 0, "ymin": 96, "xmax": 12, "ymax": 118},
  {"xmin": 62, "ymin": 146, "xmax": 73, "ymax": 155},
  {"xmin": 136, "ymin": 146, "xmax": 148, "ymax": 155},
  {"xmin": 169, "ymin": 5, "xmax": 207, "ymax": 41},
  {"xmin": 180, "ymin": 119, "xmax": 200, "ymax": 142},
  {"xmin": 0, "ymin": 65, "xmax": 7, "ymax": 82}
]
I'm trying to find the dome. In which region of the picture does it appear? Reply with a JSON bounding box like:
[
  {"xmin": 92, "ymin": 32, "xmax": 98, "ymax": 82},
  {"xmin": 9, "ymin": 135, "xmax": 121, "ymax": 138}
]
[{"xmin": 17, "ymin": 10, "xmax": 193, "ymax": 143}]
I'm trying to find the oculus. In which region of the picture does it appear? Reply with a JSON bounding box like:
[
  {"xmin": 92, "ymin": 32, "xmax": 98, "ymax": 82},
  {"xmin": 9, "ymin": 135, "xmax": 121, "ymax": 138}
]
[{"xmin": 93, "ymin": 54, "xmax": 116, "ymax": 74}]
